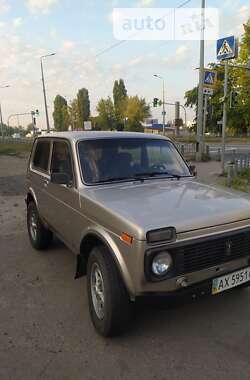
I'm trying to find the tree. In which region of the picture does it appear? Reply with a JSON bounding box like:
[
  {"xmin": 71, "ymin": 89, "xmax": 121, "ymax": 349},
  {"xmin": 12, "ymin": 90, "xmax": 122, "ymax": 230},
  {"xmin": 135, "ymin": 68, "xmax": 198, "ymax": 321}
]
[
  {"xmin": 53, "ymin": 95, "xmax": 69, "ymax": 131},
  {"xmin": 77, "ymin": 88, "xmax": 90, "ymax": 129},
  {"xmin": 96, "ymin": 97, "xmax": 116, "ymax": 130},
  {"xmin": 69, "ymin": 98, "xmax": 79, "ymax": 130},
  {"xmin": 123, "ymin": 96, "xmax": 151, "ymax": 132},
  {"xmin": 113, "ymin": 79, "xmax": 128, "ymax": 129},
  {"xmin": 184, "ymin": 17, "xmax": 250, "ymax": 136},
  {"xmin": 113, "ymin": 79, "xmax": 127, "ymax": 108}
]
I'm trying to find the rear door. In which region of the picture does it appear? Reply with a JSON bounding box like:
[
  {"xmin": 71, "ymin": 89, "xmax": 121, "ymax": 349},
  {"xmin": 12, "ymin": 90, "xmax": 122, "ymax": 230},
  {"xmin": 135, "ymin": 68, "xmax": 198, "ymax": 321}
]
[{"xmin": 28, "ymin": 138, "xmax": 52, "ymax": 222}]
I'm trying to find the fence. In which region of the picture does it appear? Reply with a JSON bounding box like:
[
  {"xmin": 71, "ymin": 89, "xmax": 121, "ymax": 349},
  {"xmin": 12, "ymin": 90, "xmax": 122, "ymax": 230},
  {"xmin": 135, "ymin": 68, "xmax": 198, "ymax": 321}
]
[
  {"xmin": 0, "ymin": 138, "xmax": 33, "ymax": 144},
  {"xmin": 175, "ymin": 143, "xmax": 210, "ymax": 159},
  {"xmin": 226, "ymin": 153, "xmax": 250, "ymax": 187}
]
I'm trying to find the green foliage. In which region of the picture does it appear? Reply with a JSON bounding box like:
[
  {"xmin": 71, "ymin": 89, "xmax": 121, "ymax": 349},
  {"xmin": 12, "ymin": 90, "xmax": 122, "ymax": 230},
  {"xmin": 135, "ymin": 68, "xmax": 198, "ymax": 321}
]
[
  {"xmin": 0, "ymin": 142, "xmax": 32, "ymax": 157},
  {"xmin": 96, "ymin": 97, "xmax": 116, "ymax": 130},
  {"xmin": 123, "ymin": 96, "xmax": 151, "ymax": 132},
  {"xmin": 113, "ymin": 79, "xmax": 128, "ymax": 129},
  {"xmin": 53, "ymin": 95, "xmax": 69, "ymax": 131},
  {"xmin": 184, "ymin": 17, "xmax": 250, "ymax": 135},
  {"xmin": 77, "ymin": 88, "xmax": 90, "ymax": 129},
  {"xmin": 113, "ymin": 79, "xmax": 127, "ymax": 108},
  {"xmin": 68, "ymin": 98, "xmax": 79, "ymax": 130}
]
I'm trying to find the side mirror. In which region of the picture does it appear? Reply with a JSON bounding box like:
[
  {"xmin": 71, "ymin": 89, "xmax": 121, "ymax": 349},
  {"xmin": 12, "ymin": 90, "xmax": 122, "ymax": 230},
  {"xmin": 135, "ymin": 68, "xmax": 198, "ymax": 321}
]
[
  {"xmin": 51, "ymin": 172, "xmax": 71, "ymax": 185},
  {"xmin": 189, "ymin": 164, "xmax": 197, "ymax": 177}
]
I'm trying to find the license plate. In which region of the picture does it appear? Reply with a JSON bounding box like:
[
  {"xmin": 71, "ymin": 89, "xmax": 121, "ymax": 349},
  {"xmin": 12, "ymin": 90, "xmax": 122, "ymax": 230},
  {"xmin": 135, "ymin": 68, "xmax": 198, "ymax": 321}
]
[{"xmin": 212, "ymin": 267, "xmax": 250, "ymax": 295}]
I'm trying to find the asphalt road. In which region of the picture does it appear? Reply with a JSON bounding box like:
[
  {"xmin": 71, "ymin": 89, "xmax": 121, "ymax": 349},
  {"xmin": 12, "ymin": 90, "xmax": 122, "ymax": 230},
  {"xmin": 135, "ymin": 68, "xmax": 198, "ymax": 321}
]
[{"xmin": 1, "ymin": 156, "xmax": 250, "ymax": 380}]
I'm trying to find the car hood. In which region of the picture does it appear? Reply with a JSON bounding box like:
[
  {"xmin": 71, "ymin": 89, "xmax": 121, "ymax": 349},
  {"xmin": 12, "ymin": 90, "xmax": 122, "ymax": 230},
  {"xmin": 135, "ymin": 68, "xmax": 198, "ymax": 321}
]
[{"xmin": 82, "ymin": 179, "xmax": 250, "ymax": 240}]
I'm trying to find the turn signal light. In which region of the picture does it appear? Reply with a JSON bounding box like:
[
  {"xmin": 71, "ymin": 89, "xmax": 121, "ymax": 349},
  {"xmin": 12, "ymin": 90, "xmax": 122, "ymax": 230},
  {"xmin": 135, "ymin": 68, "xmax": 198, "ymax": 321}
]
[{"xmin": 121, "ymin": 233, "xmax": 133, "ymax": 245}]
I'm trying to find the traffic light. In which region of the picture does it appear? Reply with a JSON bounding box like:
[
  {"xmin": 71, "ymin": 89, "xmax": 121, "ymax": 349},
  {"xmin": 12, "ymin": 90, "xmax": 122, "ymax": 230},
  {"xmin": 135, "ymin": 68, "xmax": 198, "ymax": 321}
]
[
  {"xmin": 230, "ymin": 90, "xmax": 239, "ymax": 108},
  {"xmin": 153, "ymin": 98, "xmax": 159, "ymax": 107}
]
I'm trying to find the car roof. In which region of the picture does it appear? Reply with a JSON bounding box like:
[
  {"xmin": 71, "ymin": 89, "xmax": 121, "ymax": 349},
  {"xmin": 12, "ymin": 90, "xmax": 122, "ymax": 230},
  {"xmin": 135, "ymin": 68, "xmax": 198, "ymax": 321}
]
[{"xmin": 37, "ymin": 131, "xmax": 171, "ymax": 142}]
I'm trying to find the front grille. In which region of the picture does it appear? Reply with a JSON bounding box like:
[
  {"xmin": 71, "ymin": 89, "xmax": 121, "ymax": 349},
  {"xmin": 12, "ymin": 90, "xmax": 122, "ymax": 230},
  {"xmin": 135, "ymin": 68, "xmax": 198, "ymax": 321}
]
[{"xmin": 170, "ymin": 229, "xmax": 250, "ymax": 276}]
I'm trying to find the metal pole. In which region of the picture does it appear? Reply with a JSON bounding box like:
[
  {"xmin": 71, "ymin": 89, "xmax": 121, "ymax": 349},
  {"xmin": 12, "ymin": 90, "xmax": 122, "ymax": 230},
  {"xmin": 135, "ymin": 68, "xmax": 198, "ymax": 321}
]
[
  {"xmin": 203, "ymin": 95, "xmax": 208, "ymax": 137},
  {"xmin": 0, "ymin": 103, "xmax": 3, "ymax": 139},
  {"xmin": 196, "ymin": 0, "xmax": 205, "ymax": 160},
  {"xmin": 40, "ymin": 58, "xmax": 50, "ymax": 133},
  {"xmin": 162, "ymin": 79, "xmax": 166, "ymax": 135},
  {"xmin": 221, "ymin": 60, "xmax": 228, "ymax": 173},
  {"xmin": 180, "ymin": 104, "xmax": 187, "ymax": 128},
  {"xmin": 31, "ymin": 112, "xmax": 35, "ymax": 136},
  {"xmin": 221, "ymin": 61, "xmax": 228, "ymax": 173}
]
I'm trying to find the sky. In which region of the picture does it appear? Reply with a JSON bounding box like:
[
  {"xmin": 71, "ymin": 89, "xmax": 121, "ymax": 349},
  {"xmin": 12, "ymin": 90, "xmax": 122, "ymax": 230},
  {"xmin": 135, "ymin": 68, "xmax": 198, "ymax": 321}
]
[{"xmin": 0, "ymin": 0, "xmax": 249, "ymax": 129}]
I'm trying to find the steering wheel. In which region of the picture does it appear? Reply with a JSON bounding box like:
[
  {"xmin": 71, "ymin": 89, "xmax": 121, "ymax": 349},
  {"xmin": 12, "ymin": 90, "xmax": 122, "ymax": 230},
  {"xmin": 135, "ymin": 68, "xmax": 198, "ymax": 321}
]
[{"xmin": 150, "ymin": 164, "xmax": 166, "ymax": 172}]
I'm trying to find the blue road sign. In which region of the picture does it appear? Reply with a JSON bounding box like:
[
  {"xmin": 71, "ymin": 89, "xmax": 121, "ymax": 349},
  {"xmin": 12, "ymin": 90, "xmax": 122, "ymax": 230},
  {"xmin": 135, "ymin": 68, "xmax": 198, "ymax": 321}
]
[
  {"xmin": 204, "ymin": 69, "xmax": 217, "ymax": 88},
  {"xmin": 217, "ymin": 36, "xmax": 237, "ymax": 60}
]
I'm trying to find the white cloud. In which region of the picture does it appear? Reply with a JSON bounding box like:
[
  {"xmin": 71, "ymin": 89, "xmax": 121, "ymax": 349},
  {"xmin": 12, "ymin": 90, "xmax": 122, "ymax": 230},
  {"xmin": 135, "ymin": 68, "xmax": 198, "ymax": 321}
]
[
  {"xmin": 61, "ymin": 40, "xmax": 75, "ymax": 51},
  {"xmin": 27, "ymin": 0, "xmax": 58, "ymax": 13},
  {"xmin": 12, "ymin": 18, "xmax": 23, "ymax": 28},
  {"xmin": 0, "ymin": 0, "xmax": 10, "ymax": 13},
  {"xmin": 136, "ymin": 0, "xmax": 155, "ymax": 7},
  {"xmin": 163, "ymin": 44, "xmax": 192, "ymax": 67},
  {"xmin": 128, "ymin": 56, "xmax": 144, "ymax": 66}
]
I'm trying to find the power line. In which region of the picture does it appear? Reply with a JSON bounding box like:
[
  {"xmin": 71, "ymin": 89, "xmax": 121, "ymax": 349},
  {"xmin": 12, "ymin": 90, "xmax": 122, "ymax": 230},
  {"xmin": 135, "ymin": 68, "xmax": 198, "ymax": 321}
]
[{"xmin": 94, "ymin": 0, "xmax": 193, "ymax": 60}]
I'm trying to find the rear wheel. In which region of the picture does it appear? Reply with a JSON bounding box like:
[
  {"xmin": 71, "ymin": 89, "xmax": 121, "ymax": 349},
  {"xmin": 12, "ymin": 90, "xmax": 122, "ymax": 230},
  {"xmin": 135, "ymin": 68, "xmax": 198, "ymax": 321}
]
[
  {"xmin": 87, "ymin": 246, "xmax": 132, "ymax": 337},
  {"xmin": 27, "ymin": 202, "xmax": 53, "ymax": 250}
]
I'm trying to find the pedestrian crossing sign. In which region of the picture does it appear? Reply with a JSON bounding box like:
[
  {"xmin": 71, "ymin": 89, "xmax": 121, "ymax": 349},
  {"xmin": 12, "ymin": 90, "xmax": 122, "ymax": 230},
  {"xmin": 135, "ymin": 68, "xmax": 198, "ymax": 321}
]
[
  {"xmin": 204, "ymin": 69, "xmax": 217, "ymax": 88},
  {"xmin": 217, "ymin": 36, "xmax": 238, "ymax": 60}
]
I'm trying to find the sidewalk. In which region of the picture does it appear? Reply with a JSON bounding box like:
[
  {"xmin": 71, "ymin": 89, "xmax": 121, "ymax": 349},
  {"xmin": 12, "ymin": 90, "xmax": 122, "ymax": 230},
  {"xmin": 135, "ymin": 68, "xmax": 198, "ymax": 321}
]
[{"xmin": 194, "ymin": 160, "xmax": 222, "ymax": 185}]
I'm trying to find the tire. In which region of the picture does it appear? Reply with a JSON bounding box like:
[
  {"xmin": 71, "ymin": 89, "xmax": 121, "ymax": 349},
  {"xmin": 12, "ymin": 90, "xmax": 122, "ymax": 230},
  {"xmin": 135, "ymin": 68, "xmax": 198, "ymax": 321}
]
[
  {"xmin": 87, "ymin": 245, "xmax": 131, "ymax": 337},
  {"xmin": 27, "ymin": 201, "xmax": 53, "ymax": 250}
]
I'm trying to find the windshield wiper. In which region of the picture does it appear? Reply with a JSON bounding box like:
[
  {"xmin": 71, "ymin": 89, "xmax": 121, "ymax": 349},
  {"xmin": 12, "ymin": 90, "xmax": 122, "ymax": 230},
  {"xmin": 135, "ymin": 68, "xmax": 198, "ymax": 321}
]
[
  {"xmin": 134, "ymin": 171, "xmax": 181, "ymax": 179},
  {"xmin": 93, "ymin": 176, "xmax": 145, "ymax": 184}
]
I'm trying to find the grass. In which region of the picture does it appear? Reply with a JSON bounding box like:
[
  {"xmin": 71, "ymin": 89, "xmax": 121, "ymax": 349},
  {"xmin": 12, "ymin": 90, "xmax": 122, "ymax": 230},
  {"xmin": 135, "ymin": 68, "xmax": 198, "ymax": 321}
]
[
  {"xmin": 0, "ymin": 143, "xmax": 32, "ymax": 157},
  {"xmin": 222, "ymin": 168, "xmax": 250, "ymax": 192}
]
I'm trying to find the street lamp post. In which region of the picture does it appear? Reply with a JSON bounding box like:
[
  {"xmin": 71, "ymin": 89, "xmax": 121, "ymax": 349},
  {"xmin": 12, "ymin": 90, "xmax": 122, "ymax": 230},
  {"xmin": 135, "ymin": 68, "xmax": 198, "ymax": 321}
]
[
  {"xmin": 0, "ymin": 85, "xmax": 10, "ymax": 139},
  {"xmin": 40, "ymin": 53, "xmax": 56, "ymax": 133},
  {"xmin": 154, "ymin": 74, "xmax": 166, "ymax": 135}
]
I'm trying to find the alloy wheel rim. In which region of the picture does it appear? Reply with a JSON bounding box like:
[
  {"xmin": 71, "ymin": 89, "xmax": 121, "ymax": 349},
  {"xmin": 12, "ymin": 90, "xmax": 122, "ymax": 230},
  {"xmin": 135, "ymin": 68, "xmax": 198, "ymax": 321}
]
[
  {"xmin": 90, "ymin": 263, "xmax": 105, "ymax": 319},
  {"xmin": 30, "ymin": 211, "xmax": 38, "ymax": 241}
]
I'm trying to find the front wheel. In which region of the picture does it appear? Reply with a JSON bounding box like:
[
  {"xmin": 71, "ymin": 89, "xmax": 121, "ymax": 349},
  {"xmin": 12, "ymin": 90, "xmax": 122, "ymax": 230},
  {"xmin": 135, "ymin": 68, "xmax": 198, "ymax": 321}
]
[{"xmin": 87, "ymin": 246, "xmax": 132, "ymax": 337}]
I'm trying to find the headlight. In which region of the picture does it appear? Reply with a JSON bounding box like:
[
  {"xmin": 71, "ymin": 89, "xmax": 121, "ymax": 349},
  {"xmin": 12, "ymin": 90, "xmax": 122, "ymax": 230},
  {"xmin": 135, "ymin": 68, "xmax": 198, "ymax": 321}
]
[{"xmin": 152, "ymin": 251, "xmax": 173, "ymax": 276}]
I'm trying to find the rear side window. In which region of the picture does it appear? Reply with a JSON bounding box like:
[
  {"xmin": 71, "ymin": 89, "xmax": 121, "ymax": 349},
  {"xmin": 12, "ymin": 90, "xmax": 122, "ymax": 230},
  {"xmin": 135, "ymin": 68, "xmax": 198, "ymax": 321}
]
[{"xmin": 33, "ymin": 140, "xmax": 51, "ymax": 172}]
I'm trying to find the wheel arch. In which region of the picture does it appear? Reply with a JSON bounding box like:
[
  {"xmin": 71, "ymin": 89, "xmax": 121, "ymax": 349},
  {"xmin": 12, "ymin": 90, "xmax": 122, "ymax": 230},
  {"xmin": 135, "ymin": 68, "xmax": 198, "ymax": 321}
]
[
  {"xmin": 75, "ymin": 228, "xmax": 135, "ymax": 299},
  {"xmin": 26, "ymin": 188, "xmax": 38, "ymax": 207}
]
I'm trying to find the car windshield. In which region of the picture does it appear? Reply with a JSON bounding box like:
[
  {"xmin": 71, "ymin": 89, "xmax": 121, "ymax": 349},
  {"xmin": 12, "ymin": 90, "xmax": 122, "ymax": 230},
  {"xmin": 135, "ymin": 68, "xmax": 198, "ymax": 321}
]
[{"xmin": 78, "ymin": 138, "xmax": 191, "ymax": 185}]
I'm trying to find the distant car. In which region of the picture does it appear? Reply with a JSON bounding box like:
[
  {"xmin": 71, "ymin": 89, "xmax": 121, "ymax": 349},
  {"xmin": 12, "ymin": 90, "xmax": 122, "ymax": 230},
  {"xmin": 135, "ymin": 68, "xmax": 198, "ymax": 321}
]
[
  {"xmin": 12, "ymin": 133, "xmax": 21, "ymax": 139},
  {"xmin": 26, "ymin": 131, "xmax": 250, "ymax": 336}
]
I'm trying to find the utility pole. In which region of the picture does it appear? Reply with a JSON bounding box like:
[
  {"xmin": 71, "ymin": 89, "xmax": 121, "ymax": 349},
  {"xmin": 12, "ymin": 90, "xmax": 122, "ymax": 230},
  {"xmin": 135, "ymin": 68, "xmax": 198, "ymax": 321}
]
[
  {"xmin": 196, "ymin": 0, "xmax": 205, "ymax": 160},
  {"xmin": 40, "ymin": 53, "xmax": 56, "ymax": 133},
  {"xmin": 221, "ymin": 60, "xmax": 229, "ymax": 173},
  {"xmin": 0, "ymin": 103, "xmax": 3, "ymax": 139},
  {"xmin": 162, "ymin": 79, "xmax": 166, "ymax": 135},
  {"xmin": 0, "ymin": 85, "xmax": 10, "ymax": 139}
]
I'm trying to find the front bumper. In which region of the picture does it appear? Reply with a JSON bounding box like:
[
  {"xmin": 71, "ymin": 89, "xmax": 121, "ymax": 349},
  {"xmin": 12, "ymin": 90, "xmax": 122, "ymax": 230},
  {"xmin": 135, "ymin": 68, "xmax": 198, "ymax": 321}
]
[
  {"xmin": 137, "ymin": 256, "xmax": 250, "ymax": 295},
  {"xmin": 138, "ymin": 271, "xmax": 250, "ymax": 301}
]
